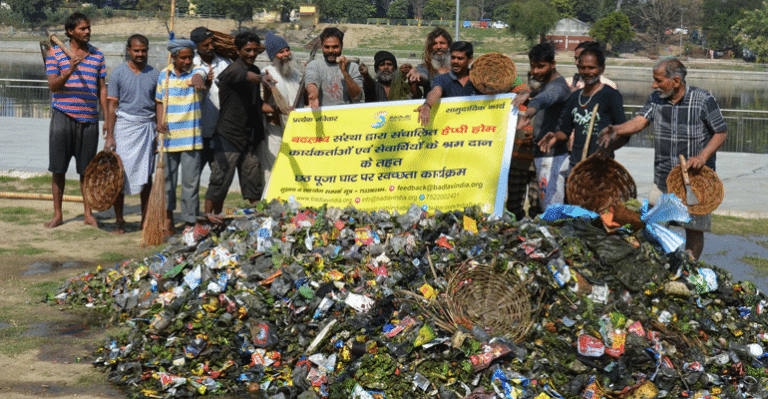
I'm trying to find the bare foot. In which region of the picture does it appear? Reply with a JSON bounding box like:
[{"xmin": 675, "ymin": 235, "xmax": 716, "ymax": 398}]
[
  {"xmin": 44, "ymin": 217, "xmax": 64, "ymax": 228},
  {"xmin": 112, "ymin": 220, "xmax": 125, "ymax": 235},
  {"xmin": 83, "ymin": 214, "xmax": 99, "ymax": 227}
]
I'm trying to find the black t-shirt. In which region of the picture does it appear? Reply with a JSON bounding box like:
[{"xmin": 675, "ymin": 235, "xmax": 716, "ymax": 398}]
[
  {"xmin": 216, "ymin": 58, "xmax": 263, "ymax": 151},
  {"xmin": 557, "ymin": 85, "xmax": 626, "ymax": 166}
]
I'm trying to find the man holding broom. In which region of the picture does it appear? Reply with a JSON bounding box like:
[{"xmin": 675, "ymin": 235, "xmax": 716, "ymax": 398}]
[
  {"xmin": 44, "ymin": 12, "xmax": 107, "ymax": 228},
  {"xmin": 156, "ymin": 39, "xmax": 208, "ymax": 233},
  {"xmin": 104, "ymin": 34, "xmax": 160, "ymax": 234}
]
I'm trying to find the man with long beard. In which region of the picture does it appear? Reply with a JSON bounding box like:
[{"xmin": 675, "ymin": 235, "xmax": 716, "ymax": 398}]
[
  {"xmin": 261, "ymin": 32, "xmax": 301, "ymax": 186},
  {"xmin": 407, "ymin": 28, "xmax": 452, "ymax": 93},
  {"xmin": 361, "ymin": 51, "xmax": 419, "ymax": 102}
]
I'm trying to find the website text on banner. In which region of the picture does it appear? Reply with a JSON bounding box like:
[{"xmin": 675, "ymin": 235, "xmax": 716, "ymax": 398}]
[{"xmin": 264, "ymin": 94, "xmax": 518, "ymax": 217}]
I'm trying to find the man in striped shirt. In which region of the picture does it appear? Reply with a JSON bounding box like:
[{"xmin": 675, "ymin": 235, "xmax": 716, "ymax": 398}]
[
  {"xmin": 156, "ymin": 39, "xmax": 208, "ymax": 233},
  {"xmin": 45, "ymin": 12, "xmax": 107, "ymax": 228}
]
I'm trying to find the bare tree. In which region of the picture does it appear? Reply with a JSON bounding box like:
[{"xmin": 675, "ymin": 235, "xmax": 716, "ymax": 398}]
[{"xmin": 633, "ymin": 0, "xmax": 701, "ymax": 53}]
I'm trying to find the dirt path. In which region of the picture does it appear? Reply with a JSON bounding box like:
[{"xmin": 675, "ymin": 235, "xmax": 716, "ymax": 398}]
[{"xmin": 0, "ymin": 192, "xmax": 152, "ymax": 398}]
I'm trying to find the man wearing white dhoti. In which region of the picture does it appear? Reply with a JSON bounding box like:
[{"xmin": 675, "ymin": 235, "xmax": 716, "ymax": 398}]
[
  {"xmin": 104, "ymin": 34, "xmax": 160, "ymax": 234},
  {"xmin": 261, "ymin": 32, "xmax": 301, "ymax": 192}
]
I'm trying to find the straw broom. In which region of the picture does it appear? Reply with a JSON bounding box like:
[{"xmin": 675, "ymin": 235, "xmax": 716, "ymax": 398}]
[{"xmin": 142, "ymin": 0, "xmax": 176, "ymax": 246}]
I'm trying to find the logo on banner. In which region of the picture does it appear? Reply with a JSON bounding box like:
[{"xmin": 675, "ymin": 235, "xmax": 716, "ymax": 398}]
[{"xmin": 371, "ymin": 111, "xmax": 388, "ymax": 129}]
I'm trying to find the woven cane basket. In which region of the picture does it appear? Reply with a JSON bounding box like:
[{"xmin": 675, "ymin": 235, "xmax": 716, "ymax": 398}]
[
  {"xmin": 666, "ymin": 164, "xmax": 723, "ymax": 215},
  {"xmin": 445, "ymin": 264, "xmax": 532, "ymax": 342},
  {"xmin": 470, "ymin": 53, "xmax": 517, "ymax": 94},
  {"xmin": 83, "ymin": 151, "xmax": 124, "ymax": 212},
  {"xmin": 566, "ymin": 155, "xmax": 637, "ymax": 213},
  {"xmin": 211, "ymin": 30, "xmax": 264, "ymax": 61}
]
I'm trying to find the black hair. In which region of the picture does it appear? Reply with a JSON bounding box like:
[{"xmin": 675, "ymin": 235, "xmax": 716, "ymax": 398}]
[
  {"xmin": 450, "ymin": 41, "xmax": 473, "ymax": 58},
  {"xmin": 127, "ymin": 34, "xmax": 149, "ymax": 48},
  {"xmin": 64, "ymin": 12, "xmax": 89, "ymax": 38},
  {"xmin": 578, "ymin": 46, "xmax": 605, "ymax": 68},
  {"xmin": 235, "ymin": 31, "xmax": 261, "ymax": 50},
  {"xmin": 575, "ymin": 41, "xmax": 600, "ymax": 52},
  {"xmin": 320, "ymin": 27, "xmax": 344, "ymax": 45},
  {"xmin": 528, "ymin": 42, "xmax": 555, "ymax": 63}
]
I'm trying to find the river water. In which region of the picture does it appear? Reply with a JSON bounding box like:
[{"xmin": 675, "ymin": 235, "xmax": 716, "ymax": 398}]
[{"xmin": 5, "ymin": 49, "xmax": 768, "ymax": 111}]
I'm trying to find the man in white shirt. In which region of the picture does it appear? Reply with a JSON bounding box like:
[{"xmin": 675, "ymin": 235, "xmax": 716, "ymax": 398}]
[
  {"xmin": 261, "ymin": 32, "xmax": 302, "ymax": 187},
  {"xmin": 191, "ymin": 26, "xmax": 232, "ymax": 169}
]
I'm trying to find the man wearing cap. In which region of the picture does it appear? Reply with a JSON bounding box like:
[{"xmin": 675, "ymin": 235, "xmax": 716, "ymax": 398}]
[
  {"xmin": 361, "ymin": 51, "xmax": 419, "ymax": 102},
  {"xmin": 190, "ymin": 26, "xmax": 232, "ymax": 170},
  {"xmin": 156, "ymin": 38, "xmax": 208, "ymax": 233},
  {"xmin": 103, "ymin": 34, "xmax": 160, "ymax": 234},
  {"xmin": 44, "ymin": 12, "xmax": 107, "ymax": 228},
  {"xmin": 261, "ymin": 32, "xmax": 301, "ymax": 186},
  {"xmin": 305, "ymin": 27, "xmax": 363, "ymax": 108},
  {"xmin": 204, "ymin": 32, "xmax": 265, "ymax": 217}
]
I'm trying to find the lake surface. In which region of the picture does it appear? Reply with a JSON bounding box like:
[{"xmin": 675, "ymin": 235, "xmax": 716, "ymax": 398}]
[{"xmin": 3, "ymin": 50, "xmax": 768, "ymax": 153}]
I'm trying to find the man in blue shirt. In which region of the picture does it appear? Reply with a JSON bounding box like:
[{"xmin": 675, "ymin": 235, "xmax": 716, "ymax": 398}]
[{"xmin": 415, "ymin": 41, "xmax": 477, "ymax": 126}]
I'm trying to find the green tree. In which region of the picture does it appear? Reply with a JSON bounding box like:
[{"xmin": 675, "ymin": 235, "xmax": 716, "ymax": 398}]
[
  {"xmin": 422, "ymin": 0, "xmax": 455, "ymax": 20},
  {"xmin": 735, "ymin": 2, "xmax": 768, "ymax": 61},
  {"xmin": 502, "ymin": 0, "xmax": 560, "ymax": 46},
  {"xmin": 6, "ymin": 0, "xmax": 59, "ymax": 26},
  {"xmin": 387, "ymin": 0, "xmax": 411, "ymax": 19},
  {"xmin": 550, "ymin": 0, "xmax": 576, "ymax": 18},
  {"xmin": 224, "ymin": 0, "xmax": 259, "ymax": 30},
  {"xmin": 316, "ymin": 0, "xmax": 375, "ymax": 20},
  {"xmin": 589, "ymin": 11, "xmax": 634, "ymax": 52},
  {"xmin": 702, "ymin": 0, "xmax": 761, "ymax": 50},
  {"xmin": 192, "ymin": 0, "xmax": 227, "ymax": 15}
]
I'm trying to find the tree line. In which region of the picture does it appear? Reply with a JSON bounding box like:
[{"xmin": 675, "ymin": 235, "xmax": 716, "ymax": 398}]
[{"xmin": 5, "ymin": 0, "xmax": 768, "ymax": 60}]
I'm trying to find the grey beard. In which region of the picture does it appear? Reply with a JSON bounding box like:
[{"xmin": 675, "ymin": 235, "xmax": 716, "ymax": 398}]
[
  {"xmin": 431, "ymin": 51, "xmax": 450, "ymax": 71},
  {"xmin": 377, "ymin": 70, "xmax": 394, "ymax": 83},
  {"xmin": 272, "ymin": 57, "xmax": 294, "ymax": 77}
]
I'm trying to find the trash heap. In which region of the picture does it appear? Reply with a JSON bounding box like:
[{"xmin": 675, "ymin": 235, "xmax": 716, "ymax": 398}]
[{"xmin": 51, "ymin": 200, "xmax": 768, "ymax": 399}]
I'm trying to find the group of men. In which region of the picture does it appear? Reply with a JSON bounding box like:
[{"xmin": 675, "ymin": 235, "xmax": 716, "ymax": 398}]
[{"xmin": 45, "ymin": 12, "xmax": 726, "ymax": 257}]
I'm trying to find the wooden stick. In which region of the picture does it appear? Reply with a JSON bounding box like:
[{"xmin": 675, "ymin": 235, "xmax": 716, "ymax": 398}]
[
  {"xmin": 582, "ymin": 103, "xmax": 600, "ymax": 161},
  {"xmin": 0, "ymin": 192, "xmax": 83, "ymax": 202},
  {"xmin": 49, "ymin": 34, "xmax": 76, "ymax": 60}
]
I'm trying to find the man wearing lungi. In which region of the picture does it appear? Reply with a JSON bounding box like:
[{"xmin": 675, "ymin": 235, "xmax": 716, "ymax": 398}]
[
  {"xmin": 44, "ymin": 12, "xmax": 107, "ymax": 228},
  {"xmin": 104, "ymin": 34, "xmax": 160, "ymax": 234}
]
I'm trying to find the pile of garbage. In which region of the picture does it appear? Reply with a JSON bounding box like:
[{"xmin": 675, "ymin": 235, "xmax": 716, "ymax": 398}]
[{"xmin": 51, "ymin": 200, "xmax": 768, "ymax": 398}]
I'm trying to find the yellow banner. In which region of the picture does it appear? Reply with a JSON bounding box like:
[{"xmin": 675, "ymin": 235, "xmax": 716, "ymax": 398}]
[{"xmin": 264, "ymin": 95, "xmax": 518, "ymax": 216}]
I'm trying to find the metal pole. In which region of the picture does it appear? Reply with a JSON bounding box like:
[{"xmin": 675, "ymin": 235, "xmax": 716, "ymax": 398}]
[
  {"xmin": 455, "ymin": 0, "xmax": 460, "ymax": 40},
  {"xmin": 679, "ymin": 8, "xmax": 685, "ymax": 55}
]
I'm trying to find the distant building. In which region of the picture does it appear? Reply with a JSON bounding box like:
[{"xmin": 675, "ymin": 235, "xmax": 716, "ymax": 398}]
[{"xmin": 544, "ymin": 18, "xmax": 593, "ymax": 51}]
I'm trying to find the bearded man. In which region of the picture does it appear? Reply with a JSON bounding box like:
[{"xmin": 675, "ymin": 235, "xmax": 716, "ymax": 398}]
[
  {"xmin": 361, "ymin": 51, "xmax": 419, "ymax": 102},
  {"xmin": 305, "ymin": 27, "xmax": 363, "ymax": 108},
  {"xmin": 406, "ymin": 28, "xmax": 452, "ymax": 93},
  {"xmin": 261, "ymin": 32, "xmax": 301, "ymax": 186}
]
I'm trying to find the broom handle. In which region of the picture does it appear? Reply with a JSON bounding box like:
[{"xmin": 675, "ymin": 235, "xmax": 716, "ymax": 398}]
[{"xmin": 582, "ymin": 103, "xmax": 599, "ymax": 161}]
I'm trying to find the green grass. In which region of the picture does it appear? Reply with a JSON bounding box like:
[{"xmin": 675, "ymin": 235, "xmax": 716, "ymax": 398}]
[
  {"xmin": 714, "ymin": 249, "xmax": 728, "ymax": 256},
  {"xmin": 28, "ymin": 280, "xmax": 65, "ymax": 298},
  {"xmin": 98, "ymin": 251, "xmax": 129, "ymax": 263},
  {"xmin": 0, "ymin": 206, "xmax": 48, "ymax": 225},
  {"xmin": 756, "ymin": 240, "xmax": 768, "ymax": 249},
  {"xmin": 712, "ymin": 215, "xmax": 768, "ymax": 237},
  {"xmin": 13, "ymin": 244, "xmax": 49, "ymax": 256},
  {"xmin": 0, "ymin": 176, "xmax": 20, "ymax": 183},
  {"xmin": 51, "ymin": 227, "xmax": 106, "ymax": 241},
  {"xmin": 742, "ymin": 255, "xmax": 768, "ymax": 268}
]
